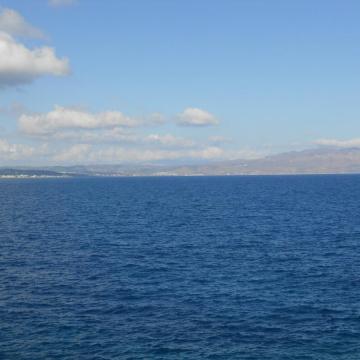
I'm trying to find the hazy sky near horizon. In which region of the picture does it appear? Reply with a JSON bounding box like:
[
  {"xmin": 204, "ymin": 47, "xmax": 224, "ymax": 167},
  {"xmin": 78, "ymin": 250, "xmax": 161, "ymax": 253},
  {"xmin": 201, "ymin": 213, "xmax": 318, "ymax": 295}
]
[{"xmin": 0, "ymin": 0, "xmax": 360, "ymax": 165}]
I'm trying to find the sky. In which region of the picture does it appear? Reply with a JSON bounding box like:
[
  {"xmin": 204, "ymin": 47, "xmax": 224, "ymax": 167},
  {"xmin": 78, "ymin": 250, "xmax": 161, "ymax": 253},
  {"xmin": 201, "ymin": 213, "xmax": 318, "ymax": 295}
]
[{"xmin": 0, "ymin": 0, "xmax": 360, "ymax": 165}]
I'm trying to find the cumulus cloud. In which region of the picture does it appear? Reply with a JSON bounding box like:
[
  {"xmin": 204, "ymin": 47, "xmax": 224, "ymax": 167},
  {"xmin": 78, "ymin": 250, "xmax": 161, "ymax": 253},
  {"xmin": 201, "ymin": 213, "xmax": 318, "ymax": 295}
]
[
  {"xmin": 46, "ymin": 127, "xmax": 138, "ymax": 143},
  {"xmin": 0, "ymin": 8, "xmax": 45, "ymax": 39},
  {"xmin": 19, "ymin": 106, "xmax": 139, "ymax": 135},
  {"xmin": 177, "ymin": 107, "xmax": 218, "ymax": 126},
  {"xmin": 0, "ymin": 138, "xmax": 35, "ymax": 160},
  {"xmin": 9, "ymin": 138, "xmax": 222, "ymax": 164},
  {"xmin": 10, "ymin": 103, "xmax": 243, "ymax": 164},
  {"xmin": 86, "ymin": 146, "xmax": 225, "ymax": 163},
  {"xmin": 53, "ymin": 144, "xmax": 90, "ymax": 162},
  {"xmin": 49, "ymin": 0, "xmax": 77, "ymax": 7},
  {"xmin": 0, "ymin": 136, "xmax": 262, "ymax": 164},
  {"xmin": 0, "ymin": 32, "xmax": 70, "ymax": 87},
  {"xmin": 20, "ymin": 121, "xmax": 197, "ymax": 148},
  {"xmin": 40, "ymin": 141, "xmax": 226, "ymax": 164},
  {"xmin": 315, "ymin": 138, "xmax": 360, "ymax": 148},
  {"xmin": 208, "ymin": 135, "xmax": 231, "ymax": 144},
  {"xmin": 146, "ymin": 134, "xmax": 195, "ymax": 148}
]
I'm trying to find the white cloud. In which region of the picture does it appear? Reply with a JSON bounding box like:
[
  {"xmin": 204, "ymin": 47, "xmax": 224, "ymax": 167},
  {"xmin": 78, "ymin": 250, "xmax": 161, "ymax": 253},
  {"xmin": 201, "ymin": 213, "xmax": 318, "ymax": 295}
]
[
  {"xmin": 0, "ymin": 138, "xmax": 35, "ymax": 160},
  {"xmin": 208, "ymin": 135, "xmax": 231, "ymax": 144},
  {"xmin": 47, "ymin": 127, "xmax": 138, "ymax": 143},
  {"xmin": 87, "ymin": 146, "xmax": 225, "ymax": 163},
  {"xmin": 19, "ymin": 106, "xmax": 139, "ymax": 135},
  {"xmin": 10, "ymin": 103, "xmax": 258, "ymax": 164},
  {"xmin": 146, "ymin": 134, "xmax": 195, "ymax": 148},
  {"xmin": 0, "ymin": 137, "xmax": 263, "ymax": 164},
  {"xmin": 43, "ymin": 143, "xmax": 226, "ymax": 164},
  {"xmin": 315, "ymin": 138, "xmax": 360, "ymax": 148},
  {"xmin": 25, "ymin": 125, "xmax": 198, "ymax": 150},
  {"xmin": 53, "ymin": 144, "xmax": 90, "ymax": 162},
  {"xmin": 177, "ymin": 107, "xmax": 218, "ymax": 126},
  {"xmin": 0, "ymin": 8, "xmax": 45, "ymax": 39},
  {"xmin": 20, "ymin": 121, "xmax": 197, "ymax": 147},
  {"xmin": 0, "ymin": 32, "xmax": 70, "ymax": 87},
  {"xmin": 49, "ymin": 0, "xmax": 77, "ymax": 7}
]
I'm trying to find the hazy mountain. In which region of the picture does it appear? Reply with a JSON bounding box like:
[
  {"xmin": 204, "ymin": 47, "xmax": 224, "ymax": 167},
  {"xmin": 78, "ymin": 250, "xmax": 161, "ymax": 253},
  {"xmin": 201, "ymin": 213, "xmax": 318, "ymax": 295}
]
[
  {"xmin": 87, "ymin": 147, "xmax": 360, "ymax": 176},
  {"xmin": 171, "ymin": 147, "xmax": 360, "ymax": 176},
  {"xmin": 3, "ymin": 147, "xmax": 360, "ymax": 177},
  {"xmin": 52, "ymin": 147, "xmax": 360, "ymax": 176}
]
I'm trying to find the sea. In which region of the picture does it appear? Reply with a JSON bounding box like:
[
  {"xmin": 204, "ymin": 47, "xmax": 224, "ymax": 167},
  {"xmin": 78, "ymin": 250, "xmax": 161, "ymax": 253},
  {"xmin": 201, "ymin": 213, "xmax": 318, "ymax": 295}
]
[{"xmin": 1, "ymin": 175, "xmax": 360, "ymax": 359}]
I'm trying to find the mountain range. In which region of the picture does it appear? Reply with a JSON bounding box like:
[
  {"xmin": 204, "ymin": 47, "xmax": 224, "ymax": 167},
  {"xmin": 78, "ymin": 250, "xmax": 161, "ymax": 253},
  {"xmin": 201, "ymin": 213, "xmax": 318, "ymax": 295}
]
[{"xmin": 2, "ymin": 147, "xmax": 360, "ymax": 177}]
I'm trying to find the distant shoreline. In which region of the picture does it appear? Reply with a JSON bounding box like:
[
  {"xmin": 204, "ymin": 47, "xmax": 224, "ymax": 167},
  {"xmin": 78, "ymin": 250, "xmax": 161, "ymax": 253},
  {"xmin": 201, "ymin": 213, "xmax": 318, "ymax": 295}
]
[
  {"xmin": 1, "ymin": 172, "xmax": 360, "ymax": 179},
  {"xmin": 0, "ymin": 175, "xmax": 71, "ymax": 179}
]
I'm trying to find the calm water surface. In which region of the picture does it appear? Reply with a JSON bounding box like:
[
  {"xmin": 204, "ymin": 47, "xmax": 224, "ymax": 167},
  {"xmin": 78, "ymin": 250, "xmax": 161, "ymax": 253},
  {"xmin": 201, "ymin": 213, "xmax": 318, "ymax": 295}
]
[{"xmin": 1, "ymin": 175, "xmax": 360, "ymax": 359}]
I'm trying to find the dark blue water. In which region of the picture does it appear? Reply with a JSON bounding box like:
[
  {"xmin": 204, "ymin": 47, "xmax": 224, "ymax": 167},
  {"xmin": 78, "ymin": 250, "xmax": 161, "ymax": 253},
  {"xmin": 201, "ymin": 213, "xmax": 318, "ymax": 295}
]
[{"xmin": 1, "ymin": 175, "xmax": 360, "ymax": 359}]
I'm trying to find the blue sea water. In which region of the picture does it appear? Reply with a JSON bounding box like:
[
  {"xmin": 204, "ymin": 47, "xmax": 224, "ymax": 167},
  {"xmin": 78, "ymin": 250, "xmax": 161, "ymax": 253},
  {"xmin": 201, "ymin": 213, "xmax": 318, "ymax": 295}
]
[{"xmin": 0, "ymin": 175, "xmax": 360, "ymax": 360}]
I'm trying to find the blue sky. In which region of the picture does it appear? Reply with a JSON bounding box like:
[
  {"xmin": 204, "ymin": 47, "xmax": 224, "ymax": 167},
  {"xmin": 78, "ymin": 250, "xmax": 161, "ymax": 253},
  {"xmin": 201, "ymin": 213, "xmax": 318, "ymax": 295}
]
[{"xmin": 0, "ymin": 0, "xmax": 359, "ymax": 164}]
